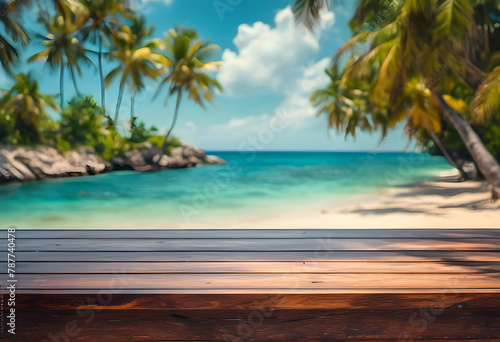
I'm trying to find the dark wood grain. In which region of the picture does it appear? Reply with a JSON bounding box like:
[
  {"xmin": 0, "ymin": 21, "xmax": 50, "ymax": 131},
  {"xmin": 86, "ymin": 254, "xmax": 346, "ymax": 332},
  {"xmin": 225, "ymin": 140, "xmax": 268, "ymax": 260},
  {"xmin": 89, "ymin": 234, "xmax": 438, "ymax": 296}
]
[
  {"xmin": 14, "ymin": 293, "xmax": 500, "ymax": 310},
  {"xmin": 1, "ymin": 229, "xmax": 499, "ymax": 341},
  {"xmin": 6, "ymin": 308, "xmax": 500, "ymax": 341}
]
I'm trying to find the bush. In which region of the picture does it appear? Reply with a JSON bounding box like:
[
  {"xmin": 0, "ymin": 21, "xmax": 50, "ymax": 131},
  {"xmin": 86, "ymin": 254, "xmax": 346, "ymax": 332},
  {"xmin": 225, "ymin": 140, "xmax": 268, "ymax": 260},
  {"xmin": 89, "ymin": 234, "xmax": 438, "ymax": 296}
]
[
  {"xmin": 127, "ymin": 119, "xmax": 158, "ymax": 144},
  {"xmin": 0, "ymin": 107, "xmax": 15, "ymax": 145},
  {"xmin": 147, "ymin": 135, "xmax": 182, "ymax": 154},
  {"xmin": 59, "ymin": 96, "xmax": 106, "ymax": 150}
]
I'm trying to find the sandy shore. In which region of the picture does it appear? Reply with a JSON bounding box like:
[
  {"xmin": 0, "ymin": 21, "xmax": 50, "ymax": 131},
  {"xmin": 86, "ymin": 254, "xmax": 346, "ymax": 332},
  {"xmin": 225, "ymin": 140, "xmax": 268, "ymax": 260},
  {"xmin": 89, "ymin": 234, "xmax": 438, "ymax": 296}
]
[{"xmin": 228, "ymin": 173, "xmax": 500, "ymax": 229}]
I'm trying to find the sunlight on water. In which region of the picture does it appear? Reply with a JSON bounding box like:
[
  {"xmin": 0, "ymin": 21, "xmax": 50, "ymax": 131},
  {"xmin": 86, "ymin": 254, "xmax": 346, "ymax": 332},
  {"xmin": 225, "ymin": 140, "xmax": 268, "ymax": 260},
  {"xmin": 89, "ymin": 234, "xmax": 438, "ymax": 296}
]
[{"xmin": 0, "ymin": 152, "xmax": 453, "ymax": 228}]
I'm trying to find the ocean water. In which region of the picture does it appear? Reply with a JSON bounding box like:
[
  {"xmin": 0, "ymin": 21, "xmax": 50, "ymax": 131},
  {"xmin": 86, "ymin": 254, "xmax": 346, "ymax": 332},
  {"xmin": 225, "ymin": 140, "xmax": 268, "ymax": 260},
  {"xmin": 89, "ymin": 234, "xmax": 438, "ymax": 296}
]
[{"xmin": 0, "ymin": 152, "xmax": 454, "ymax": 228}]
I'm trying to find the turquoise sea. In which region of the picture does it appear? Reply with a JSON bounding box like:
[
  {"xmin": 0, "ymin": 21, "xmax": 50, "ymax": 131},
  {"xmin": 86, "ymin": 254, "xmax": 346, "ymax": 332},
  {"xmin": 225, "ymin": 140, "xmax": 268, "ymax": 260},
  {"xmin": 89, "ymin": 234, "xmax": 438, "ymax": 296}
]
[{"xmin": 0, "ymin": 152, "xmax": 454, "ymax": 228}]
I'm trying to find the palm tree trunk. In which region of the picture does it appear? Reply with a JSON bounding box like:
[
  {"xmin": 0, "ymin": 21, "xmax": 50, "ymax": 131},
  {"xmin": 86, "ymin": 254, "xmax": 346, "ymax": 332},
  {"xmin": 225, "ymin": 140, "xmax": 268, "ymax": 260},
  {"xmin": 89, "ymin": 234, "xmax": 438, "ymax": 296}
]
[
  {"xmin": 60, "ymin": 62, "xmax": 65, "ymax": 109},
  {"xmin": 114, "ymin": 81, "xmax": 126, "ymax": 124},
  {"xmin": 130, "ymin": 94, "xmax": 135, "ymax": 130},
  {"xmin": 69, "ymin": 66, "xmax": 81, "ymax": 97},
  {"xmin": 433, "ymin": 92, "xmax": 500, "ymax": 200},
  {"xmin": 430, "ymin": 131, "xmax": 469, "ymax": 181},
  {"xmin": 98, "ymin": 34, "xmax": 106, "ymax": 113},
  {"xmin": 160, "ymin": 89, "xmax": 182, "ymax": 159}
]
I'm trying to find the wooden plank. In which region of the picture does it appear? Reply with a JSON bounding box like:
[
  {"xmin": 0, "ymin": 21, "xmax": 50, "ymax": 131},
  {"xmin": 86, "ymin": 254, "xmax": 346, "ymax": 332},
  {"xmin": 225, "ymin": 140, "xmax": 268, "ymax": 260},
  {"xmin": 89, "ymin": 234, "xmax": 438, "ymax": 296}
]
[
  {"xmin": 14, "ymin": 273, "xmax": 500, "ymax": 291},
  {"xmin": 10, "ymin": 228, "xmax": 500, "ymax": 239},
  {"xmin": 15, "ymin": 293, "xmax": 500, "ymax": 310},
  {"xmin": 12, "ymin": 251, "xmax": 500, "ymax": 262},
  {"xmin": 6, "ymin": 238, "xmax": 500, "ymax": 251},
  {"xmin": 9, "ymin": 308, "xmax": 500, "ymax": 341},
  {"xmin": 7, "ymin": 261, "xmax": 500, "ymax": 274},
  {"xmin": 18, "ymin": 288, "xmax": 500, "ymax": 294}
]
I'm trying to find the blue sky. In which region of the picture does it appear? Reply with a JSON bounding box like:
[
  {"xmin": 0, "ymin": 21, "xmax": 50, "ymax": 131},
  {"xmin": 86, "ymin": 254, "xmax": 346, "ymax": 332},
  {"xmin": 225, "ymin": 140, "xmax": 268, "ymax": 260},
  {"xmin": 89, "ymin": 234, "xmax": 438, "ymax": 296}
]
[{"xmin": 2, "ymin": 0, "xmax": 414, "ymax": 152}]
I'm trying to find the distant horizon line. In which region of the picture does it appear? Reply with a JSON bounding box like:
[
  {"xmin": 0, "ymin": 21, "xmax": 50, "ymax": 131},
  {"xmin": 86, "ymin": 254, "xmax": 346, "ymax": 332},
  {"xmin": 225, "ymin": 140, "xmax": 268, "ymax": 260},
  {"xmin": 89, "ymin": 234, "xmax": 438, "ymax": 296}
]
[{"xmin": 206, "ymin": 150, "xmax": 423, "ymax": 154}]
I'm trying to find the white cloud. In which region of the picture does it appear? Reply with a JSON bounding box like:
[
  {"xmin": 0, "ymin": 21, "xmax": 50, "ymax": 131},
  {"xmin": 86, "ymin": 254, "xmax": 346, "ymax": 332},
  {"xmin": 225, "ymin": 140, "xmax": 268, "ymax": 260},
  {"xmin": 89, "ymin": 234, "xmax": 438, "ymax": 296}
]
[
  {"xmin": 176, "ymin": 7, "xmax": 335, "ymax": 150},
  {"xmin": 144, "ymin": 0, "xmax": 174, "ymax": 5},
  {"xmin": 133, "ymin": 0, "xmax": 173, "ymax": 10},
  {"xmin": 212, "ymin": 57, "xmax": 331, "ymax": 136},
  {"xmin": 217, "ymin": 6, "xmax": 334, "ymax": 97},
  {"xmin": 185, "ymin": 122, "xmax": 197, "ymax": 130}
]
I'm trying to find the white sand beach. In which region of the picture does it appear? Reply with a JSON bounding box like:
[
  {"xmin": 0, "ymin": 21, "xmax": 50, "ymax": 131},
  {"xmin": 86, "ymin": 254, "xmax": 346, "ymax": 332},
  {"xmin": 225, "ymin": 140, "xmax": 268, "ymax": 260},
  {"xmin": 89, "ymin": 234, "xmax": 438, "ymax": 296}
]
[{"xmin": 228, "ymin": 174, "xmax": 500, "ymax": 229}]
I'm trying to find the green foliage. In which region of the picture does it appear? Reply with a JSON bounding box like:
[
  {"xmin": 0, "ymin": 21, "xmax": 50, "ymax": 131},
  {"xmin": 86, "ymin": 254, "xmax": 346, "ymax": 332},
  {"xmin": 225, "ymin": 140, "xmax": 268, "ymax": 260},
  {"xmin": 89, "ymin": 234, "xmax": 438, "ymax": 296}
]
[
  {"xmin": 0, "ymin": 105, "xmax": 15, "ymax": 144},
  {"xmin": 418, "ymin": 117, "xmax": 500, "ymax": 161},
  {"xmin": 0, "ymin": 0, "xmax": 32, "ymax": 75},
  {"xmin": 58, "ymin": 95, "xmax": 106, "ymax": 151},
  {"xmin": 306, "ymin": 0, "xmax": 500, "ymax": 165},
  {"xmin": 0, "ymin": 73, "xmax": 58, "ymax": 145},
  {"xmin": 127, "ymin": 119, "xmax": 158, "ymax": 144},
  {"xmin": 155, "ymin": 27, "xmax": 222, "ymax": 153},
  {"xmin": 106, "ymin": 16, "xmax": 171, "ymax": 123},
  {"xmin": 0, "ymin": 0, "xmax": 214, "ymax": 168},
  {"xmin": 158, "ymin": 27, "xmax": 222, "ymax": 108},
  {"xmin": 29, "ymin": 4, "xmax": 93, "ymax": 109},
  {"xmin": 147, "ymin": 135, "xmax": 182, "ymax": 155}
]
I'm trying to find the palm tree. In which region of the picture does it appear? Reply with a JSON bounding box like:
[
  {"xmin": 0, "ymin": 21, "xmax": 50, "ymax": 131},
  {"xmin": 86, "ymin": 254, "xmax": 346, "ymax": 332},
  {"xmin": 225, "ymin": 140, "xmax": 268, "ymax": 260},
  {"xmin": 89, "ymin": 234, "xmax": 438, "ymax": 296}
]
[
  {"xmin": 29, "ymin": 5, "xmax": 92, "ymax": 109},
  {"xmin": 0, "ymin": 73, "xmax": 59, "ymax": 144},
  {"xmin": 0, "ymin": 0, "xmax": 31, "ymax": 75},
  {"xmin": 294, "ymin": 0, "xmax": 500, "ymax": 199},
  {"xmin": 311, "ymin": 65, "xmax": 374, "ymax": 138},
  {"xmin": 105, "ymin": 17, "xmax": 170, "ymax": 126},
  {"xmin": 155, "ymin": 28, "xmax": 223, "ymax": 157},
  {"xmin": 77, "ymin": 0, "xmax": 130, "ymax": 112}
]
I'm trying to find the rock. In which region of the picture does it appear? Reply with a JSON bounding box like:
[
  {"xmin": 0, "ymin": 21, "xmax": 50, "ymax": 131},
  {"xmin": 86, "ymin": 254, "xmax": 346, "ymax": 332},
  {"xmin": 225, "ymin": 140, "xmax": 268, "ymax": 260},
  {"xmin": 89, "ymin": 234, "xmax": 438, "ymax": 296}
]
[
  {"xmin": 0, "ymin": 142, "xmax": 226, "ymax": 185},
  {"xmin": 111, "ymin": 147, "xmax": 159, "ymax": 171},
  {"xmin": 0, "ymin": 145, "xmax": 110, "ymax": 184},
  {"xmin": 205, "ymin": 155, "xmax": 227, "ymax": 165},
  {"xmin": 170, "ymin": 147, "xmax": 185, "ymax": 159},
  {"xmin": 65, "ymin": 147, "xmax": 111, "ymax": 175},
  {"xmin": 138, "ymin": 143, "xmax": 161, "ymax": 165},
  {"xmin": 171, "ymin": 144, "xmax": 225, "ymax": 166},
  {"xmin": 140, "ymin": 143, "xmax": 226, "ymax": 170},
  {"xmin": 157, "ymin": 155, "xmax": 191, "ymax": 169}
]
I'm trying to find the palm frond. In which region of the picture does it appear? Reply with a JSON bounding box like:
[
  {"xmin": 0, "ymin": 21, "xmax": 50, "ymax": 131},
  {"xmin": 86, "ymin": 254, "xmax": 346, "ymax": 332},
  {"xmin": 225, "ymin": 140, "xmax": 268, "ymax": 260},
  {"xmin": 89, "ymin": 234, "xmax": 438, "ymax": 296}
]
[
  {"xmin": 434, "ymin": 0, "xmax": 474, "ymax": 42},
  {"xmin": 292, "ymin": 0, "xmax": 329, "ymax": 30},
  {"xmin": 472, "ymin": 66, "xmax": 500, "ymax": 124}
]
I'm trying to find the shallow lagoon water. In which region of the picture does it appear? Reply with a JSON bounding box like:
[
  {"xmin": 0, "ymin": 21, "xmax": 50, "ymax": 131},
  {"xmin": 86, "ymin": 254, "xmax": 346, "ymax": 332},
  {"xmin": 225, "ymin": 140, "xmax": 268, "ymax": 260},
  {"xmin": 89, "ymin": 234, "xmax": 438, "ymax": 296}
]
[{"xmin": 0, "ymin": 152, "xmax": 454, "ymax": 228}]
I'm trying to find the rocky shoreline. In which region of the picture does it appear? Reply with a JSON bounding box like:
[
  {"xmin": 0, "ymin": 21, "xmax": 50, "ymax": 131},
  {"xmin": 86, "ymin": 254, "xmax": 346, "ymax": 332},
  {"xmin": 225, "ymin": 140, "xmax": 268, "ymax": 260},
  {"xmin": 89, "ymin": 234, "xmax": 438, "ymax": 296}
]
[{"xmin": 0, "ymin": 144, "xmax": 225, "ymax": 185}]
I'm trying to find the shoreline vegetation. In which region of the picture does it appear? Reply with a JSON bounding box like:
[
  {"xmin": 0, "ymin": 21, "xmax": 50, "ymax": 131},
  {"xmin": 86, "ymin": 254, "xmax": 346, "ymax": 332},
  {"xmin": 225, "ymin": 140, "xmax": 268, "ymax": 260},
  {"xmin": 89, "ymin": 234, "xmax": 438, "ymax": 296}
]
[
  {"xmin": 0, "ymin": 0, "xmax": 499, "ymax": 216},
  {"xmin": 1, "ymin": 1, "xmax": 223, "ymax": 187},
  {"xmin": 0, "ymin": 143, "xmax": 225, "ymax": 185},
  {"xmin": 294, "ymin": 0, "xmax": 500, "ymax": 200}
]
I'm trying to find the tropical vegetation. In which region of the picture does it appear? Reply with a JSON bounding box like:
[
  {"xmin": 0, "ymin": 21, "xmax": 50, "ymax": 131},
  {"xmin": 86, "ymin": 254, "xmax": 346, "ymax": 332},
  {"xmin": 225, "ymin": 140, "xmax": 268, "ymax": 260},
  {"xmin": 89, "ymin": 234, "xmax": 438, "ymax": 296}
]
[
  {"xmin": 155, "ymin": 27, "xmax": 222, "ymax": 158},
  {"xmin": 295, "ymin": 0, "xmax": 500, "ymax": 199},
  {"xmin": 0, "ymin": 0, "xmax": 222, "ymax": 163}
]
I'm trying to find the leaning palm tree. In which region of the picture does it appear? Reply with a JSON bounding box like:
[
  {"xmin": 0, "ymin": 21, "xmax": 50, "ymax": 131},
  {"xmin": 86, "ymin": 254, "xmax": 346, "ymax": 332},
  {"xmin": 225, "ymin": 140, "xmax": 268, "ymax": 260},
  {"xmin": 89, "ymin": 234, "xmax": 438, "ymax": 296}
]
[
  {"xmin": 77, "ymin": 0, "xmax": 130, "ymax": 111},
  {"xmin": 294, "ymin": 0, "xmax": 500, "ymax": 199},
  {"xmin": 105, "ymin": 17, "xmax": 171, "ymax": 125},
  {"xmin": 0, "ymin": 73, "xmax": 59, "ymax": 144},
  {"xmin": 0, "ymin": 0, "xmax": 32, "ymax": 75},
  {"xmin": 155, "ymin": 28, "xmax": 223, "ymax": 157},
  {"xmin": 29, "ymin": 6, "xmax": 91, "ymax": 109}
]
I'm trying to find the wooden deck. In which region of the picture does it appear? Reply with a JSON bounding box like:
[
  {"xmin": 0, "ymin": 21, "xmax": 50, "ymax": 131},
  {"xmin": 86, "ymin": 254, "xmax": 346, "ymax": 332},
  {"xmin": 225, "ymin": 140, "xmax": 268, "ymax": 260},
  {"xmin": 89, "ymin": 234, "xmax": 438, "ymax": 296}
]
[{"xmin": 2, "ymin": 229, "xmax": 500, "ymax": 341}]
